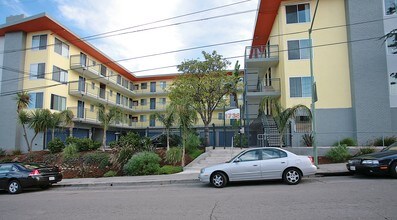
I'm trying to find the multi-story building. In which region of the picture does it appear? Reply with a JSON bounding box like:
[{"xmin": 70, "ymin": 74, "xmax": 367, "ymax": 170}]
[
  {"xmin": 0, "ymin": 13, "xmax": 240, "ymax": 152},
  {"xmin": 244, "ymin": 0, "xmax": 397, "ymax": 147}
]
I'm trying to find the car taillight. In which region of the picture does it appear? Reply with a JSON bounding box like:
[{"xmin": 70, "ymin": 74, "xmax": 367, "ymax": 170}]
[
  {"xmin": 29, "ymin": 169, "xmax": 40, "ymax": 176},
  {"xmin": 308, "ymin": 156, "xmax": 314, "ymax": 165}
]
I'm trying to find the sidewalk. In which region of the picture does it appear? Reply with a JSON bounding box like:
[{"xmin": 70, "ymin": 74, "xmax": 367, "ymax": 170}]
[{"xmin": 56, "ymin": 163, "xmax": 349, "ymax": 188}]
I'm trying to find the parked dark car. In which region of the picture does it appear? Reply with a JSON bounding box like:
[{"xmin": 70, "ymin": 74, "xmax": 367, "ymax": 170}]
[
  {"xmin": 0, "ymin": 162, "xmax": 62, "ymax": 194},
  {"xmin": 346, "ymin": 142, "xmax": 397, "ymax": 177}
]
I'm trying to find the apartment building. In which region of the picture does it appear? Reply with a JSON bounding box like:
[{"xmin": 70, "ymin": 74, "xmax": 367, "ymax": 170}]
[
  {"xmin": 0, "ymin": 13, "xmax": 239, "ymax": 152},
  {"xmin": 244, "ymin": 0, "xmax": 397, "ymax": 147}
]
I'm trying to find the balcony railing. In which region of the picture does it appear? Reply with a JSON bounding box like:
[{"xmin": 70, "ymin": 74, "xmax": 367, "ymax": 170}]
[
  {"xmin": 245, "ymin": 45, "xmax": 279, "ymax": 61},
  {"xmin": 246, "ymin": 78, "xmax": 281, "ymax": 95},
  {"xmin": 134, "ymin": 85, "xmax": 168, "ymax": 96}
]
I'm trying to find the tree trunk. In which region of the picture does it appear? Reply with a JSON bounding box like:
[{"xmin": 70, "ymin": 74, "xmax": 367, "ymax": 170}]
[
  {"xmin": 69, "ymin": 127, "xmax": 73, "ymax": 137},
  {"xmin": 181, "ymin": 133, "xmax": 186, "ymax": 167},
  {"xmin": 21, "ymin": 124, "xmax": 30, "ymax": 152},
  {"xmin": 166, "ymin": 129, "xmax": 170, "ymax": 151},
  {"xmin": 204, "ymin": 125, "xmax": 210, "ymax": 148},
  {"xmin": 52, "ymin": 127, "xmax": 55, "ymax": 141},
  {"xmin": 279, "ymin": 134, "xmax": 283, "ymax": 148},
  {"xmin": 102, "ymin": 128, "xmax": 107, "ymax": 152},
  {"xmin": 29, "ymin": 132, "xmax": 39, "ymax": 152}
]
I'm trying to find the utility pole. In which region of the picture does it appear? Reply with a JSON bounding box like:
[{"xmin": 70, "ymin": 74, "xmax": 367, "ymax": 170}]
[{"xmin": 309, "ymin": 0, "xmax": 320, "ymax": 166}]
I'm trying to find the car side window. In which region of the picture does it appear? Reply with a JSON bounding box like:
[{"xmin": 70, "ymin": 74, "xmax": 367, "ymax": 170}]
[
  {"xmin": 0, "ymin": 164, "xmax": 13, "ymax": 173},
  {"xmin": 261, "ymin": 149, "xmax": 288, "ymax": 160},
  {"xmin": 239, "ymin": 150, "xmax": 261, "ymax": 162}
]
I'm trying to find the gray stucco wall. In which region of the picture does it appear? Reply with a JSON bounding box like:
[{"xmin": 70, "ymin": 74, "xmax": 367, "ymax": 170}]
[
  {"xmin": 391, "ymin": 108, "xmax": 397, "ymax": 132},
  {"xmin": 345, "ymin": 0, "xmax": 392, "ymax": 143},
  {"xmin": 0, "ymin": 31, "xmax": 26, "ymax": 151}
]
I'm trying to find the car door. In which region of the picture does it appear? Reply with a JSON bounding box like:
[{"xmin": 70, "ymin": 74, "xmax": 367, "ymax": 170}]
[
  {"xmin": 260, "ymin": 149, "xmax": 288, "ymax": 179},
  {"xmin": 228, "ymin": 149, "xmax": 262, "ymax": 181},
  {"xmin": 0, "ymin": 164, "xmax": 13, "ymax": 189}
]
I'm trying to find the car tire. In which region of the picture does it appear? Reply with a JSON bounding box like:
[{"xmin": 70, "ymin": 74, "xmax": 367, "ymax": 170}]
[
  {"xmin": 211, "ymin": 172, "xmax": 227, "ymax": 188},
  {"xmin": 283, "ymin": 168, "xmax": 302, "ymax": 185},
  {"xmin": 390, "ymin": 162, "xmax": 397, "ymax": 178},
  {"xmin": 8, "ymin": 180, "xmax": 22, "ymax": 194}
]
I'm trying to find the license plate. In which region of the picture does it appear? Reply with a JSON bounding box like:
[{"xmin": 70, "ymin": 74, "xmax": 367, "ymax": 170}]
[
  {"xmin": 350, "ymin": 166, "xmax": 356, "ymax": 171},
  {"xmin": 49, "ymin": 176, "xmax": 55, "ymax": 181}
]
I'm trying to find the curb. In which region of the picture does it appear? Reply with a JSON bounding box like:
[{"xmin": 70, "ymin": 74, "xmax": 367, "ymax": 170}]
[
  {"xmin": 315, "ymin": 171, "xmax": 352, "ymax": 177},
  {"xmin": 54, "ymin": 179, "xmax": 200, "ymax": 188}
]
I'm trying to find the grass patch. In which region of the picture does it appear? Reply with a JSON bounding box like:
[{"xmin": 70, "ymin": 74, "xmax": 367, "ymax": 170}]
[{"xmin": 159, "ymin": 165, "xmax": 183, "ymax": 174}]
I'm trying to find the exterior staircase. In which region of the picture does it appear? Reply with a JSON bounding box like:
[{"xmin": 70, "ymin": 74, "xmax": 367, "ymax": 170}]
[
  {"xmin": 262, "ymin": 115, "xmax": 282, "ymax": 147},
  {"xmin": 183, "ymin": 148, "xmax": 245, "ymax": 173}
]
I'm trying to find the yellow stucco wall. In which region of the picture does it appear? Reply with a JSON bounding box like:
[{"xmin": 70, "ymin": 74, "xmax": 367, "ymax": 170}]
[{"xmin": 268, "ymin": 0, "xmax": 352, "ymax": 109}]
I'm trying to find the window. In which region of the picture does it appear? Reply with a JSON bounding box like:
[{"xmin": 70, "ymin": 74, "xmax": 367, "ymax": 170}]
[
  {"xmin": 290, "ymin": 77, "xmax": 312, "ymax": 98},
  {"xmin": 288, "ymin": 39, "xmax": 310, "ymax": 60},
  {"xmin": 133, "ymin": 100, "xmax": 139, "ymax": 106},
  {"xmin": 295, "ymin": 115, "xmax": 312, "ymax": 133},
  {"xmin": 109, "ymin": 90, "xmax": 113, "ymax": 97},
  {"xmin": 30, "ymin": 63, "xmax": 45, "ymax": 79},
  {"xmin": 28, "ymin": 92, "xmax": 43, "ymax": 109},
  {"xmin": 141, "ymin": 82, "xmax": 147, "ymax": 90},
  {"xmin": 117, "ymin": 75, "xmax": 122, "ymax": 85},
  {"xmin": 150, "ymin": 98, "xmax": 156, "ymax": 110},
  {"xmin": 261, "ymin": 149, "xmax": 287, "ymax": 160},
  {"xmin": 116, "ymin": 93, "xmax": 121, "ymax": 105},
  {"xmin": 129, "ymin": 82, "xmax": 134, "ymax": 91},
  {"xmin": 54, "ymin": 38, "xmax": 69, "ymax": 57},
  {"xmin": 134, "ymin": 84, "xmax": 139, "ymax": 90},
  {"xmin": 90, "ymin": 104, "xmax": 95, "ymax": 112},
  {"xmin": 159, "ymin": 98, "xmax": 166, "ymax": 105},
  {"xmin": 385, "ymin": 0, "xmax": 397, "ymax": 15},
  {"xmin": 150, "ymin": 82, "xmax": 156, "ymax": 92},
  {"xmin": 122, "ymin": 78, "xmax": 129, "ymax": 89},
  {"xmin": 160, "ymin": 81, "xmax": 167, "ymax": 89},
  {"xmin": 32, "ymin": 34, "xmax": 47, "ymax": 50},
  {"xmin": 239, "ymin": 150, "xmax": 261, "ymax": 162},
  {"xmin": 140, "ymin": 99, "xmax": 147, "ymax": 106},
  {"xmin": 286, "ymin": 3, "xmax": 310, "ymax": 24},
  {"xmin": 218, "ymin": 112, "xmax": 223, "ymax": 120},
  {"xmin": 140, "ymin": 115, "xmax": 147, "ymax": 122},
  {"xmin": 91, "ymin": 82, "xmax": 95, "ymax": 90},
  {"xmin": 50, "ymin": 94, "xmax": 66, "ymax": 111},
  {"xmin": 52, "ymin": 66, "xmax": 68, "ymax": 83},
  {"xmin": 149, "ymin": 115, "xmax": 156, "ymax": 127},
  {"xmin": 386, "ymin": 34, "xmax": 397, "ymax": 55}
]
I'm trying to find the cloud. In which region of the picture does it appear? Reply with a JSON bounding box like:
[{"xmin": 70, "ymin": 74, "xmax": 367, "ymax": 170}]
[{"xmin": 55, "ymin": 0, "xmax": 258, "ymax": 76}]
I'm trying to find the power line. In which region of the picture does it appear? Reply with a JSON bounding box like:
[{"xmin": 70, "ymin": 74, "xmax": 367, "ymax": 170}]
[
  {"xmin": 0, "ymin": 35, "xmax": 387, "ymax": 97},
  {"xmin": 0, "ymin": 1, "xmax": 256, "ymax": 54}
]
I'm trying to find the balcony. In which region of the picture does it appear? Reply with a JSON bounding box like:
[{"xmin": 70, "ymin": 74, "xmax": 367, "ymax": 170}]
[
  {"xmin": 70, "ymin": 55, "xmax": 135, "ymax": 95},
  {"xmin": 246, "ymin": 78, "xmax": 281, "ymax": 100},
  {"xmin": 134, "ymin": 85, "xmax": 168, "ymax": 96},
  {"xmin": 245, "ymin": 45, "xmax": 279, "ymax": 70},
  {"xmin": 132, "ymin": 102, "xmax": 168, "ymax": 113}
]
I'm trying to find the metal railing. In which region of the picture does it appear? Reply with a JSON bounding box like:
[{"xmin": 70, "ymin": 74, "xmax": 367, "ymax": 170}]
[{"xmin": 245, "ymin": 45, "xmax": 279, "ymax": 60}]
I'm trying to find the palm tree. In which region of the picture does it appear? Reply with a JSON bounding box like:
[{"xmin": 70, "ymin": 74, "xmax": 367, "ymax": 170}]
[
  {"xmin": 171, "ymin": 103, "xmax": 197, "ymax": 167},
  {"xmin": 61, "ymin": 109, "xmax": 74, "ymax": 137},
  {"xmin": 260, "ymin": 96, "xmax": 311, "ymax": 148},
  {"xmin": 230, "ymin": 61, "xmax": 241, "ymax": 108},
  {"xmin": 49, "ymin": 112, "xmax": 62, "ymax": 141},
  {"xmin": 153, "ymin": 107, "xmax": 175, "ymax": 151},
  {"xmin": 29, "ymin": 109, "xmax": 52, "ymax": 150},
  {"xmin": 15, "ymin": 92, "xmax": 31, "ymax": 151},
  {"xmin": 97, "ymin": 103, "xmax": 122, "ymax": 151}
]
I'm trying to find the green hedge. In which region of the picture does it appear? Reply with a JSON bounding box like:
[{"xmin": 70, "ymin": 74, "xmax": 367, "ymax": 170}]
[
  {"xmin": 123, "ymin": 151, "xmax": 161, "ymax": 176},
  {"xmin": 47, "ymin": 138, "xmax": 65, "ymax": 153}
]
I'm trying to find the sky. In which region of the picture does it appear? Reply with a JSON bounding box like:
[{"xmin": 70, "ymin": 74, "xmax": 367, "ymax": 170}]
[{"xmin": 0, "ymin": 0, "xmax": 259, "ymax": 76}]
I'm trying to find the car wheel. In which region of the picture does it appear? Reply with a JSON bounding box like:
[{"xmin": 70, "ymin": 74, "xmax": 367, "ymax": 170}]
[
  {"xmin": 211, "ymin": 172, "xmax": 227, "ymax": 188},
  {"xmin": 390, "ymin": 162, "xmax": 397, "ymax": 178},
  {"xmin": 283, "ymin": 168, "xmax": 302, "ymax": 185},
  {"xmin": 8, "ymin": 180, "xmax": 22, "ymax": 194}
]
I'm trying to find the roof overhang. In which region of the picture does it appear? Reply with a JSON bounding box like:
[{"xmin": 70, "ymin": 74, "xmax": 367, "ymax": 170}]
[{"xmin": 252, "ymin": 0, "xmax": 282, "ymax": 46}]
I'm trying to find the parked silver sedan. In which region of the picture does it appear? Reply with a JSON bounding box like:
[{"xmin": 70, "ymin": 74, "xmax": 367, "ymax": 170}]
[{"xmin": 199, "ymin": 147, "xmax": 317, "ymax": 188}]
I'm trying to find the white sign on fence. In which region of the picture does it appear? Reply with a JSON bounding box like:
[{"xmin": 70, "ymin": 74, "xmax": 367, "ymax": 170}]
[{"xmin": 225, "ymin": 108, "xmax": 240, "ymax": 119}]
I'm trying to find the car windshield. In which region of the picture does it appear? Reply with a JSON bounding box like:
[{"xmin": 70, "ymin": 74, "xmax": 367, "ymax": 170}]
[
  {"xmin": 226, "ymin": 151, "xmax": 245, "ymax": 163},
  {"xmin": 382, "ymin": 142, "xmax": 397, "ymax": 151},
  {"xmin": 19, "ymin": 163, "xmax": 46, "ymax": 170}
]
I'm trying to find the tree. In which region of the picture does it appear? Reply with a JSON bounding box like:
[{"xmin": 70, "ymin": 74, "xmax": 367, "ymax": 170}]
[
  {"xmin": 228, "ymin": 61, "xmax": 242, "ymax": 108},
  {"xmin": 97, "ymin": 103, "xmax": 122, "ymax": 151},
  {"xmin": 381, "ymin": 29, "xmax": 397, "ymax": 53},
  {"xmin": 260, "ymin": 97, "xmax": 311, "ymax": 148},
  {"xmin": 61, "ymin": 109, "xmax": 74, "ymax": 137},
  {"xmin": 28, "ymin": 109, "xmax": 52, "ymax": 150},
  {"xmin": 153, "ymin": 107, "xmax": 175, "ymax": 151},
  {"xmin": 49, "ymin": 112, "xmax": 62, "ymax": 141},
  {"xmin": 170, "ymin": 102, "xmax": 197, "ymax": 167},
  {"xmin": 170, "ymin": 51, "xmax": 237, "ymax": 147},
  {"xmin": 15, "ymin": 92, "xmax": 31, "ymax": 151}
]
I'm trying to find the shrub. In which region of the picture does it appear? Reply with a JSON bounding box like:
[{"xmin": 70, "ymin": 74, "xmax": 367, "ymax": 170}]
[
  {"xmin": 186, "ymin": 132, "xmax": 201, "ymax": 154},
  {"xmin": 326, "ymin": 144, "xmax": 351, "ymax": 163},
  {"xmin": 75, "ymin": 138, "xmax": 101, "ymax": 152},
  {"xmin": 355, "ymin": 147, "xmax": 376, "ymax": 156},
  {"xmin": 123, "ymin": 151, "xmax": 161, "ymax": 176},
  {"xmin": 0, "ymin": 158, "xmax": 12, "ymax": 163},
  {"xmin": 103, "ymin": 170, "xmax": 117, "ymax": 177},
  {"xmin": 47, "ymin": 138, "xmax": 65, "ymax": 153},
  {"xmin": 159, "ymin": 165, "xmax": 183, "ymax": 174},
  {"xmin": 65, "ymin": 136, "xmax": 80, "ymax": 145},
  {"xmin": 83, "ymin": 152, "xmax": 111, "ymax": 169},
  {"xmin": 0, "ymin": 148, "xmax": 5, "ymax": 157},
  {"xmin": 372, "ymin": 136, "xmax": 397, "ymax": 146},
  {"xmin": 12, "ymin": 150, "xmax": 22, "ymax": 155},
  {"xmin": 333, "ymin": 138, "xmax": 357, "ymax": 146},
  {"xmin": 165, "ymin": 147, "xmax": 182, "ymax": 165},
  {"xmin": 153, "ymin": 134, "xmax": 181, "ymax": 148},
  {"xmin": 302, "ymin": 134, "xmax": 313, "ymax": 147},
  {"xmin": 63, "ymin": 144, "xmax": 79, "ymax": 161},
  {"xmin": 233, "ymin": 134, "xmax": 248, "ymax": 148}
]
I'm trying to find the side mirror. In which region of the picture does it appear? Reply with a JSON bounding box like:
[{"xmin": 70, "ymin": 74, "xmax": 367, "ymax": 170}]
[{"xmin": 234, "ymin": 158, "xmax": 241, "ymax": 163}]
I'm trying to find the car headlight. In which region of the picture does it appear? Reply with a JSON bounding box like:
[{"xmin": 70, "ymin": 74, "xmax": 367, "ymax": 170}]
[
  {"xmin": 361, "ymin": 160, "xmax": 379, "ymax": 165},
  {"xmin": 348, "ymin": 160, "xmax": 353, "ymax": 164}
]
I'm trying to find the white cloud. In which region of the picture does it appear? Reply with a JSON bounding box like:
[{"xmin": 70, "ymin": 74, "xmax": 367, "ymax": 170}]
[{"xmin": 55, "ymin": 0, "xmax": 258, "ymax": 76}]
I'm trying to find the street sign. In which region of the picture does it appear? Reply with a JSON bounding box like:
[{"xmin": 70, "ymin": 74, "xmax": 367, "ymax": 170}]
[{"xmin": 225, "ymin": 108, "xmax": 240, "ymax": 119}]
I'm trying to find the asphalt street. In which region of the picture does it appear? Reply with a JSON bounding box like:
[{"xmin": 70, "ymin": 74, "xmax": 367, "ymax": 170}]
[{"xmin": 0, "ymin": 175, "xmax": 396, "ymax": 220}]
